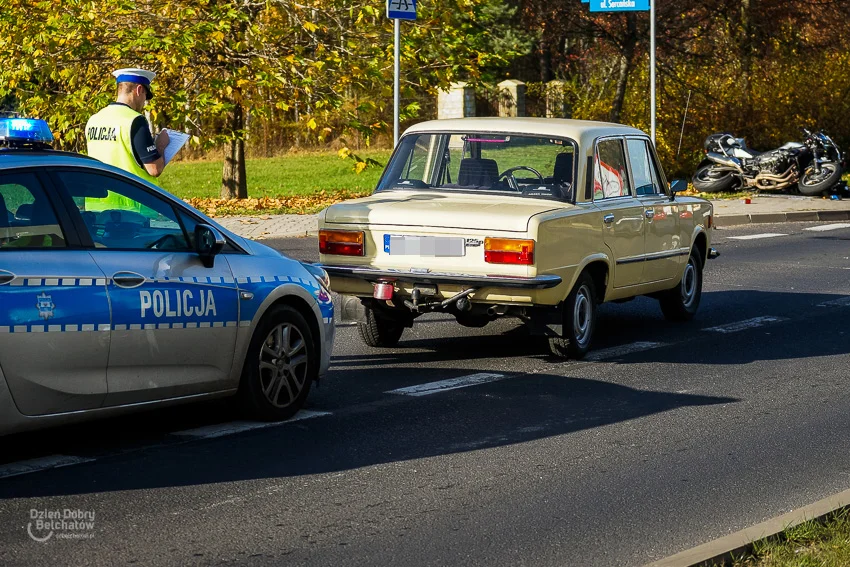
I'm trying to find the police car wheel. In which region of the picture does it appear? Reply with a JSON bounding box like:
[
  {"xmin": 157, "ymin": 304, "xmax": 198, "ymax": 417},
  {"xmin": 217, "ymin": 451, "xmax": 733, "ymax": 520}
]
[{"xmin": 238, "ymin": 305, "xmax": 317, "ymax": 421}]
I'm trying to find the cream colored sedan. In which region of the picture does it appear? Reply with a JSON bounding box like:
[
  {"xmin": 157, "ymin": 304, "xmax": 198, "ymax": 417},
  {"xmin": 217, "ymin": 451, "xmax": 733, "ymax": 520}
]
[{"xmin": 318, "ymin": 118, "xmax": 718, "ymax": 358}]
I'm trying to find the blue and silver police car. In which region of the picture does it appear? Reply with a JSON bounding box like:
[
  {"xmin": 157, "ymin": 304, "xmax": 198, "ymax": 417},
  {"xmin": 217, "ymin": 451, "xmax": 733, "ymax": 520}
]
[{"xmin": 0, "ymin": 118, "xmax": 334, "ymax": 435}]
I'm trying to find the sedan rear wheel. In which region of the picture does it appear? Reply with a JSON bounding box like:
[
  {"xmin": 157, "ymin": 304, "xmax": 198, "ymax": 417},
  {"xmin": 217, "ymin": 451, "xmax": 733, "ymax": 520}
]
[
  {"xmin": 359, "ymin": 303, "xmax": 405, "ymax": 347},
  {"xmin": 237, "ymin": 305, "xmax": 317, "ymax": 421},
  {"xmin": 549, "ymin": 271, "xmax": 597, "ymax": 359}
]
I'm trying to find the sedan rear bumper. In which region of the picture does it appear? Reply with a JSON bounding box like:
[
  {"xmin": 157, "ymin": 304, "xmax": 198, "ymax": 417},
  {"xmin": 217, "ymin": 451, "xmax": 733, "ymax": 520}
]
[{"xmin": 318, "ymin": 265, "xmax": 562, "ymax": 290}]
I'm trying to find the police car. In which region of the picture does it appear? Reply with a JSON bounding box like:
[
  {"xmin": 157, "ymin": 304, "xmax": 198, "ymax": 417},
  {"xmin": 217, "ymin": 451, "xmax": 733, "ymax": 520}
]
[{"xmin": 0, "ymin": 117, "xmax": 334, "ymax": 435}]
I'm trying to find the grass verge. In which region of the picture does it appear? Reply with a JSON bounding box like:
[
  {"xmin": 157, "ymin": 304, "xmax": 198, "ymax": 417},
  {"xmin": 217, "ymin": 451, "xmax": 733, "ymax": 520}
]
[
  {"xmin": 714, "ymin": 508, "xmax": 850, "ymax": 567},
  {"xmin": 159, "ymin": 150, "xmax": 391, "ymax": 216}
]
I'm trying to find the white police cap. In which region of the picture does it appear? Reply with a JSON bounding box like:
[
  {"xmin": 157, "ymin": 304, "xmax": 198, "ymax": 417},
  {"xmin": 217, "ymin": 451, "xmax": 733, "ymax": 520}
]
[{"xmin": 112, "ymin": 68, "xmax": 156, "ymax": 100}]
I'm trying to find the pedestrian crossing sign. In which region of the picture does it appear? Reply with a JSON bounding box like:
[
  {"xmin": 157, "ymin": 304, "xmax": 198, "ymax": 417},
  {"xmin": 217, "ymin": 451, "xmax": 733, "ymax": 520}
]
[{"xmin": 387, "ymin": 0, "xmax": 416, "ymax": 20}]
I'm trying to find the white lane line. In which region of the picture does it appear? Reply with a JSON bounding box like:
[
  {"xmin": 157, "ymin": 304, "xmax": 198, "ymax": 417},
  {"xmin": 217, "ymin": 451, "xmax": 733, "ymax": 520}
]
[
  {"xmin": 387, "ymin": 372, "xmax": 507, "ymax": 397},
  {"xmin": 728, "ymin": 233, "xmax": 787, "ymax": 240},
  {"xmin": 172, "ymin": 410, "xmax": 331, "ymax": 439},
  {"xmin": 804, "ymin": 223, "xmax": 850, "ymax": 232},
  {"xmin": 703, "ymin": 316, "xmax": 789, "ymax": 334},
  {"xmin": 0, "ymin": 455, "xmax": 96, "ymax": 480},
  {"xmin": 818, "ymin": 296, "xmax": 850, "ymax": 308},
  {"xmin": 585, "ymin": 341, "xmax": 666, "ymax": 361}
]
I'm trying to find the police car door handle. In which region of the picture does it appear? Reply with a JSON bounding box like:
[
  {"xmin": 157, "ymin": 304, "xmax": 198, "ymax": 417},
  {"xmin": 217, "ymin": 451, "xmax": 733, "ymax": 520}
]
[
  {"xmin": 111, "ymin": 271, "xmax": 146, "ymax": 289},
  {"xmin": 0, "ymin": 270, "xmax": 14, "ymax": 285}
]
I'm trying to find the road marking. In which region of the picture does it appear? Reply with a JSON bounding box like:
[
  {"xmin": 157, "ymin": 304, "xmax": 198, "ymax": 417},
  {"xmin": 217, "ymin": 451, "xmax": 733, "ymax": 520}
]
[
  {"xmin": 0, "ymin": 455, "xmax": 96, "ymax": 480},
  {"xmin": 804, "ymin": 223, "xmax": 850, "ymax": 232},
  {"xmin": 703, "ymin": 316, "xmax": 789, "ymax": 334},
  {"xmin": 585, "ymin": 341, "xmax": 666, "ymax": 361},
  {"xmin": 728, "ymin": 233, "xmax": 787, "ymax": 240},
  {"xmin": 172, "ymin": 410, "xmax": 331, "ymax": 439},
  {"xmin": 387, "ymin": 372, "xmax": 508, "ymax": 397},
  {"xmin": 818, "ymin": 296, "xmax": 850, "ymax": 308}
]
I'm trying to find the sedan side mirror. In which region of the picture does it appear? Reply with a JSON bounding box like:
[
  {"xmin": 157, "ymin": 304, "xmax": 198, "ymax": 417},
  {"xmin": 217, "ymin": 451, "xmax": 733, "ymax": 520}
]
[
  {"xmin": 669, "ymin": 179, "xmax": 688, "ymax": 198},
  {"xmin": 195, "ymin": 224, "xmax": 225, "ymax": 268}
]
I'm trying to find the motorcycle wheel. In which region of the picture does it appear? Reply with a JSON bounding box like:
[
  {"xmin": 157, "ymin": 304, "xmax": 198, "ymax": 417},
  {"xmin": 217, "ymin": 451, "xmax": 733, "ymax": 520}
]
[
  {"xmin": 692, "ymin": 163, "xmax": 742, "ymax": 193},
  {"xmin": 797, "ymin": 162, "xmax": 844, "ymax": 196}
]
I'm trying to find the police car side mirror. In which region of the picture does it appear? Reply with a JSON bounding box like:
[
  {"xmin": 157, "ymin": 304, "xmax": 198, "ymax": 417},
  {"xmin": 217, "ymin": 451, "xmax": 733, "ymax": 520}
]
[{"xmin": 195, "ymin": 224, "xmax": 225, "ymax": 268}]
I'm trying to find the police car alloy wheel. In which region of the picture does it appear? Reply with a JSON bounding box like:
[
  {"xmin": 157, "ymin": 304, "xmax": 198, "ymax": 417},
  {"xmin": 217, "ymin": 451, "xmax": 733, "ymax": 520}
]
[{"xmin": 238, "ymin": 305, "xmax": 318, "ymax": 421}]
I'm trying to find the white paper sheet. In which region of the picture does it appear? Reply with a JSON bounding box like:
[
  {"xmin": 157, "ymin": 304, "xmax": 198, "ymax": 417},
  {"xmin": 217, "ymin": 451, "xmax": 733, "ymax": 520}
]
[{"xmin": 162, "ymin": 129, "xmax": 190, "ymax": 165}]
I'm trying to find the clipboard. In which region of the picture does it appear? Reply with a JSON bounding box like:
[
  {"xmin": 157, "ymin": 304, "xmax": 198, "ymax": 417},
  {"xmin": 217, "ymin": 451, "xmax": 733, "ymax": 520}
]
[{"xmin": 162, "ymin": 129, "xmax": 190, "ymax": 165}]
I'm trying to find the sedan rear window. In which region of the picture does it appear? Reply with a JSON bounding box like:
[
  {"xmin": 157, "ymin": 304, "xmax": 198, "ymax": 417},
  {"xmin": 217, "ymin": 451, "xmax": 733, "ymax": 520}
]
[{"xmin": 377, "ymin": 133, "xmax": 578, "ymax": 202}]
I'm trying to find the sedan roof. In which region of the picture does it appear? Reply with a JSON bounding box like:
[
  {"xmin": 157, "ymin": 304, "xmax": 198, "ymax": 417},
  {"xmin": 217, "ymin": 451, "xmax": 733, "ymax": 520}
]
[{"xmin": 404, "ymin": 117, "xmax": 647, "ymax": 149}]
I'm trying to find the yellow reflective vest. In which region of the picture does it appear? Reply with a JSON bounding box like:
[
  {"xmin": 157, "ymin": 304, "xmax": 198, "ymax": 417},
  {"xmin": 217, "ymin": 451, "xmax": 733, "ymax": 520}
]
[{"xmin": 85, "ymin": 104, "xmax": 160, "ymax": 212}]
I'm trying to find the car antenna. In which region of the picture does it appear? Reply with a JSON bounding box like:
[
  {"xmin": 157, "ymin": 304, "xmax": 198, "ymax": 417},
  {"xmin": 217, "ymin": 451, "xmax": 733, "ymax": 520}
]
[{"xmin": 676, "ymin": 90, "xmax": 691, "ymax": 159}]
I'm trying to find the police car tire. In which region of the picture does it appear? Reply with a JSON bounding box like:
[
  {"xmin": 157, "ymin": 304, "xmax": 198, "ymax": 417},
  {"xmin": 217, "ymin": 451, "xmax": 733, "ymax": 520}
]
[
  {"xmin": 237, "ymin": 304, "xmax": 317, "ymax": 421},
  {"xmin": 358, "ymin": 305, "xmax": 405, "ymax": 348}
]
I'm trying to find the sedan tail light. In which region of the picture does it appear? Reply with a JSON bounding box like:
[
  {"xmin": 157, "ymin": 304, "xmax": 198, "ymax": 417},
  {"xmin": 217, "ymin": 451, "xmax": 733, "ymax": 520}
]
[
  {"xmin": 319, "ymin": 230, "xmax": 365, "ymax": 256},
  {"xmin": 484, "ymin": 237, "xmax": 535, "ymax": 265}
]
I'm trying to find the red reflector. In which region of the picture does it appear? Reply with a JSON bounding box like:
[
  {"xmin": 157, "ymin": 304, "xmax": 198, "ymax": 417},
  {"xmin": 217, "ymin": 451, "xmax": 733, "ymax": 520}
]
[
  {"xmin": 373, "ymin": 282, "xmax": 394, "ymax": 300},
  {"xmin": 319, "ymin": 230, "xmax": 364, "ymax": 256}
]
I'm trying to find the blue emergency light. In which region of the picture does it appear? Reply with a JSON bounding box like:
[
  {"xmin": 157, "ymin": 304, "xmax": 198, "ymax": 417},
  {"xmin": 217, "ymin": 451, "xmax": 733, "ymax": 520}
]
[{"xmin": 0, "ymin": 118, "xmax": 54, "ymax": 147}]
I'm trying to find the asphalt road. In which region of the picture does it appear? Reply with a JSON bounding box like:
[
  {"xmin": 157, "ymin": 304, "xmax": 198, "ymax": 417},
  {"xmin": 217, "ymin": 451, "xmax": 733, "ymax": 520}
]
[{"xmin": 2, "ymin": 221, "xmax": 850, "ymax": 566}]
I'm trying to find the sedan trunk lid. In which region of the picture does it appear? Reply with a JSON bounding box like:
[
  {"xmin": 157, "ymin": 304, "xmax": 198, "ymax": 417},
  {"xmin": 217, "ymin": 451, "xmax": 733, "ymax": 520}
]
[{"xmin": 322, "ymin": 191, "xmax": 567, "ymax": 233}]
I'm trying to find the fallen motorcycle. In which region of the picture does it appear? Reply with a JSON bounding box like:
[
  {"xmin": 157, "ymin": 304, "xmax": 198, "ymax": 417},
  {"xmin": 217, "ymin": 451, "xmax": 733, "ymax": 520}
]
[{"xmin": 692, "ymin": 128, "xmax": 844, "ymax": 196}]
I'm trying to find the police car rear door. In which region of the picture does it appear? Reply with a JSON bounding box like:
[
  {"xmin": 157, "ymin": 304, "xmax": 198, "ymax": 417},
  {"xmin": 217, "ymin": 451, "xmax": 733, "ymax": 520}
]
[
  {"xmin": 52, "ymin": 169, "xmax": 240, "ymax": 406},
  {"xmin": 0, "ymin": 169, "xmax": 111, "ymax": 415}
]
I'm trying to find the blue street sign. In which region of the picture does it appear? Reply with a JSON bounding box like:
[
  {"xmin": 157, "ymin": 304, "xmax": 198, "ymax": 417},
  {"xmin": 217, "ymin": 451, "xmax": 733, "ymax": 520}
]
[
  {"xmin": 387, "ymin": 0, "xmax": 416, "ymax": 20},
  {"xmin": 589, "ymin": 0, "xmax": 649, "ymax": 11}
]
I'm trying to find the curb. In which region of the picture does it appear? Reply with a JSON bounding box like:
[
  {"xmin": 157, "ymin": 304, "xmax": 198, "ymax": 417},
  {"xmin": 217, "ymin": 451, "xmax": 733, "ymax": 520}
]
[
  {"xmin": 256, "ymin": 230, "xmax": 319, "ymax": 239},
  {"xmin": 643, "ymin": 486, "xmax": 850, "ymax": 567},
  {"xmin": 714, "ymin": 210, "xmax": 850, "ymax": 227}
]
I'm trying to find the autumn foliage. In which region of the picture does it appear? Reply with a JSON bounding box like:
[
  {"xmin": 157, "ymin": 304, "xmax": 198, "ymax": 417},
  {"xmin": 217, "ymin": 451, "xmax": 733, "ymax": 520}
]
[{"xmin": 1, "ymin": 0, "xmax": 848, "ymax": 201}]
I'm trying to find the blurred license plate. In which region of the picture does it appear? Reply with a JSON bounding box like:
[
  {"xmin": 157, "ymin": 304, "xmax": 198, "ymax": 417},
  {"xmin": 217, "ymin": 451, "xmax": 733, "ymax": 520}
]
[{"xmin": 384, "ymin": 234, "xmax": 465, "ymax": 257}]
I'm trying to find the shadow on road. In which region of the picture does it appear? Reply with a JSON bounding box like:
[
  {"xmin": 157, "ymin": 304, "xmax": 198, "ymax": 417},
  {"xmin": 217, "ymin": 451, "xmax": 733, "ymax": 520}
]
[
  {"xmin": 0, "ymin": 373, "xmax": 736, "ymax": 499},
  {"xmin": 335, "ymin": 289, "xmax": 850, "ymax": 368},
  {"xmin": 2, "ymin": 288, "xmax": 847, "ymax": 498}
]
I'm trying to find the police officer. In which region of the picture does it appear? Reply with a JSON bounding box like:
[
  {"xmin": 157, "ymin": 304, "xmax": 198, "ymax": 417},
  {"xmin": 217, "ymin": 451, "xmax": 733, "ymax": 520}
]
[{"xmin": 85, "ymin": 68, "xmax": 169, "ymax": 187}]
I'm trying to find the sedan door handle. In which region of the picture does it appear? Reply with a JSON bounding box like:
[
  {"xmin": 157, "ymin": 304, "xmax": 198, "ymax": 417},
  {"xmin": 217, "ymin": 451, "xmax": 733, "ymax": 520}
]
[
  {"xmin": 603, "ymin": 214, "xmax": 615, "ymax": 224},
  {"xmin": 112, "ymin": 271, "xmax": 146, "ymax": 289},
  {"xmin": 645, "ymin": 209, "xmax": 655, "ymax": 219}
]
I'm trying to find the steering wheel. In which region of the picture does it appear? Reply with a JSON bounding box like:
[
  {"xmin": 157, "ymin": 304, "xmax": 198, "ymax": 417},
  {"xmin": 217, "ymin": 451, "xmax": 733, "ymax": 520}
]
[
  {"xmin": 146, "ymin": 233, "xmax": 186, "ymax": 250},
  {"xmin": 498, "ymin": 166, "xmax": 544, "ymax": 191}
]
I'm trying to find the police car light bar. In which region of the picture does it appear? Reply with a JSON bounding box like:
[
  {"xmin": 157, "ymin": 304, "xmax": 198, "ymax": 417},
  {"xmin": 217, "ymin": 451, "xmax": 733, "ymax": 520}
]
[{"xmin": 0, "ymin": 118, "xmax": 54, "ymax": 147}]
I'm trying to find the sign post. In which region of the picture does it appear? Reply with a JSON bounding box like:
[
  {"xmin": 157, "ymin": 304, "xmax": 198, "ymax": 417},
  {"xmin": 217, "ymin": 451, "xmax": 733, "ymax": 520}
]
[
  {"xmin": 587, "ymin": 0, "xmax": 655, "ymax": 144},
  {"xmin": 386, "ymin": 0, "xmax": 417, "ymax": 148}
]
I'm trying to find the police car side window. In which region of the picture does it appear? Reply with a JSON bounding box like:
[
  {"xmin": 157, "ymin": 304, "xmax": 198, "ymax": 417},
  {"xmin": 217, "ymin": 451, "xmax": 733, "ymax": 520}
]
[
  {"xmin": 0, "ymin": 173, "xmax": 66, "ymax": 249},
  {"xmin": 56, "ymin": 171, "xmax": 191, "ymax": 251}
]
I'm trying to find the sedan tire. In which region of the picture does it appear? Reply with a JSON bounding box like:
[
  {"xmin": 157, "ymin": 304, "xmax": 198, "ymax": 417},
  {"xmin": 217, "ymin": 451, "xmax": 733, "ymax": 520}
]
[
  {"xmin": 359, "ymin": 303, "xmax": 405, "ymax": 347},
  {"xmin": 549, "ymin": 271, "xmax": 597, "ymax": 359},
  {"xmin": 237, "ymin": 304, "xmax": 317, "ymax": 421},
  {"xmin": 659, "ymin": 250, "xmax": 703, "ymax": 322}
]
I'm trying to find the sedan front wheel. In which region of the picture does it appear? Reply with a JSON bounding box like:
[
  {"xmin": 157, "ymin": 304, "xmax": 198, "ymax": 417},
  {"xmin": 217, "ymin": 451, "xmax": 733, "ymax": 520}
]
[{"xmin": 659, "ymin": 250, "xmax": 703, "ymax": 322}]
